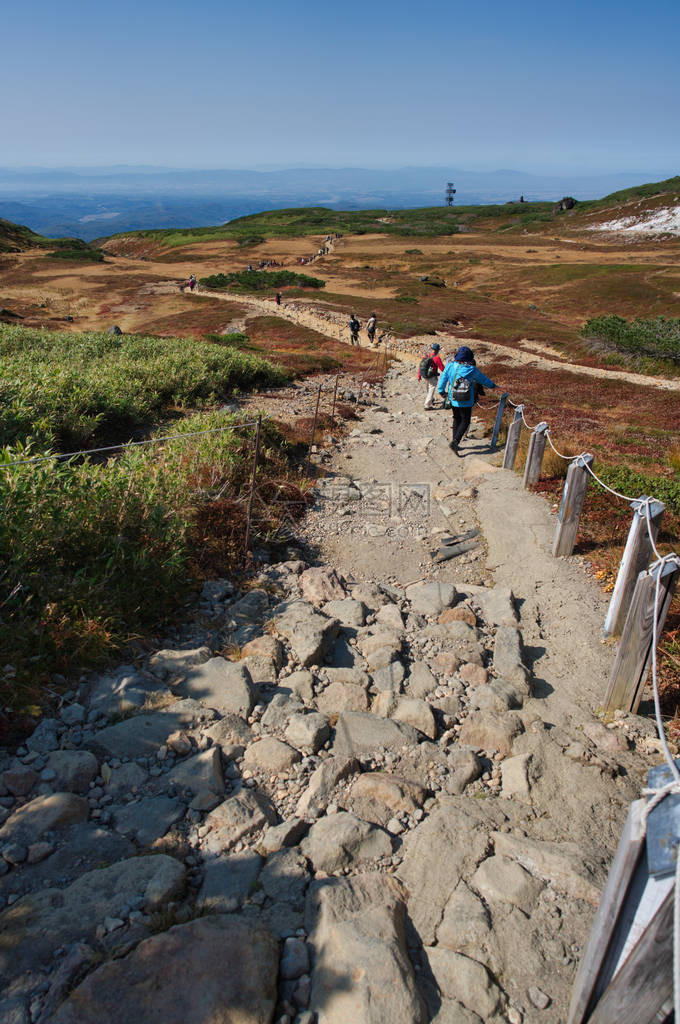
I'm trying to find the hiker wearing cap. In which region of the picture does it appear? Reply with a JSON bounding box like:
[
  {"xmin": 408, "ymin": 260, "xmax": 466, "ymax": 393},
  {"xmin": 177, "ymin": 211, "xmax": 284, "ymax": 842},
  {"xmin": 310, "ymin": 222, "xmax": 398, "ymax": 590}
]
[
  {"xmin": 349, "ymin": 314, "xmax": 361, "ymax": 345},
  {"xmin": 418, "ymin": 343, "xmax": 445, "ymax": 409},
  {"xmin": 437, "ymin": 346, "xmax": 498, "ymax": 455}
]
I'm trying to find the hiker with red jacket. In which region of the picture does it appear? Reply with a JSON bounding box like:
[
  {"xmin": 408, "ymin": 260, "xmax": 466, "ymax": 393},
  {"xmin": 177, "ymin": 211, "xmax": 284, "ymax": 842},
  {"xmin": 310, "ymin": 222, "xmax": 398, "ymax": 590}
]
[
  {"xmin": 418, "ymin": 342, "xmax": 445, "ymax": 409},
  {"xmin": 437, "ymin": 345, "xmax": 498, "ymax": 455}
]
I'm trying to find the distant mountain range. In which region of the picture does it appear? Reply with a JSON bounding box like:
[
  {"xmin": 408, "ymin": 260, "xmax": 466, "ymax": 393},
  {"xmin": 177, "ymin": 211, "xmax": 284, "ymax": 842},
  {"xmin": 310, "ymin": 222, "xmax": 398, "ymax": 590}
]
[{"xmin": 0, "ymin": 165, "xmax": 673, "ymax": 241}]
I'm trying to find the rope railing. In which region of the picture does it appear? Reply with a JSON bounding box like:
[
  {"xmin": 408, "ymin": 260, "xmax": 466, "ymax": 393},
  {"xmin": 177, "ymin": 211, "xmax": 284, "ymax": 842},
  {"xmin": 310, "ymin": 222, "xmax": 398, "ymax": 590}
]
[{"xmin": 0, "ymin": 419, "xmax": 262, "ymax": 469}]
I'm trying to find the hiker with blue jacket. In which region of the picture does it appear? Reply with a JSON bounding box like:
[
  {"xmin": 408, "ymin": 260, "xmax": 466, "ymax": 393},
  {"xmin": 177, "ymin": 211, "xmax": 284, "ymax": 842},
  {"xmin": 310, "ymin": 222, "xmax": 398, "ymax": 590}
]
[{"xmin": 437, "ymin": 346, "xmax": 498, "ymax": 455}]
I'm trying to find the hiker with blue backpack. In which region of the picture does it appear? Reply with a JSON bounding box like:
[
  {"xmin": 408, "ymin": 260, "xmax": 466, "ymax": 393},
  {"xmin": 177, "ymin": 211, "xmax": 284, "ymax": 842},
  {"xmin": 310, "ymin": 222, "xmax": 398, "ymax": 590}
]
[{"xmin": 437, "ymin": 346, "xmax": 498, "ymax": 455}]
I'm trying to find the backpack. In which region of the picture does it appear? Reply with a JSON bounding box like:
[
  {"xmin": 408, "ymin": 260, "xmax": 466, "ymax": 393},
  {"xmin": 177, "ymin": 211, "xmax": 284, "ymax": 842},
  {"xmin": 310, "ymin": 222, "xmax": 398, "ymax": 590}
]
[
  {"xmin": 419, "ymin": 356, "xmax": 436, "ymax": 379},
  {"xmin": 449, "ymin": 365, "xmax": 472, "ymax": 401}
]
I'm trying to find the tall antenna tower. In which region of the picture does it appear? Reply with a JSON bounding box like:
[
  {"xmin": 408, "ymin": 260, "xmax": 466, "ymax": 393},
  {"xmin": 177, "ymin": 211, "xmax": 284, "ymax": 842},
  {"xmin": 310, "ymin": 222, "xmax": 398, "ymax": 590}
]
[{"xmin": 445, "ymin": 182, "xmax": 456, "ymax": 207}]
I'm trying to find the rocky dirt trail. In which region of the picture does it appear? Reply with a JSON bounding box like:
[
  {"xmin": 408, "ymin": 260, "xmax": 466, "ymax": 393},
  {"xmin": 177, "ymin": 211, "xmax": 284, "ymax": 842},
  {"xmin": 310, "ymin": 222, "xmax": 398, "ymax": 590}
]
[
  {"xmin": 0, "ymin": 361, "xmax": 665, "ymax": 1024},
  {"xmin": 190, "ymin": 286, "xmax": 680, "ymax": 391}
]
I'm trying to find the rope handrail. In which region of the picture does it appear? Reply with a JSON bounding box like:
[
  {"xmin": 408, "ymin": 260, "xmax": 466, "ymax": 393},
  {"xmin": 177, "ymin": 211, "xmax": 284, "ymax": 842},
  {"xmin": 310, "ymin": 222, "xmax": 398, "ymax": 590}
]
[{"xmin": 0, "ymin": 419, "xmax": 261, "ymax": 469}]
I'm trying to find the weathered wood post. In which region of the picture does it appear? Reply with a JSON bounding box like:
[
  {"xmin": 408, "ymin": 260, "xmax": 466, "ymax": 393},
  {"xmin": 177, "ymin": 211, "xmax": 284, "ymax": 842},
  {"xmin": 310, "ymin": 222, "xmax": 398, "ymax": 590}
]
[
  {"xmin": 603, "ymin": 556, "xmax": 680, "ymax": 714},
  {"xmin": 304, "ymin": 383, "xmax": 323, "ymax": 478},
  {"xmin": 501, "ymin": 405, "xmax": 524, "ymax": 470},
  {"xmin": 522, "ymin": 421, "xmax": 548, "ymax": 488},
  {"xmin": 243, "ymin": 415, "xmax": 262, "ymax": 564},
  {"xmin": 330, "ymin": 375, "xmax": 339, "ymax": 428},
  {"xmin": 603, "ymin": 497, "xmax": 666, "ymax": 639},
  {"xmin": 552, "ymin": 453, "xmax": 593, "ymax": 557},
  {"xmin": 490, "ymin": 392, "xmax": 508, "ymax": 448}
]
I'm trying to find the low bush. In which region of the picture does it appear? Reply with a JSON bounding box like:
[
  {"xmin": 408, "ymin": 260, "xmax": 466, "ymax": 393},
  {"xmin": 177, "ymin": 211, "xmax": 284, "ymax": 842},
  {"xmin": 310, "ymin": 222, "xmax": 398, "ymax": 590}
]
[
  {"xmin": 582, "ymin": 314, "xmax": 680, "ymax": 365},
  {"xmin": 0, "ymin": 412, "xmax": 306, "ymax": 707},
  {"xmin": 200, "ymin": 270, "xmax": 325, "ymax": 291},
  {"xmin": 0, "ymin": 325, "xmax": 288, "ymax": 449},
  {"xmin": 47, "ymin": 248, "xmax": 105, "ymax": 262}
]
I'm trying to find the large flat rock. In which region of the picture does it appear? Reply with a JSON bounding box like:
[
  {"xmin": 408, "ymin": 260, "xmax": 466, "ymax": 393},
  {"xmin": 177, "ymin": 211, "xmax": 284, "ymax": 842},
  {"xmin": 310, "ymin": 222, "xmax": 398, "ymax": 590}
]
[
  {"xmin": 332, "ymin": 711, "xmax": 420, "ymax": 758},
  {"xmin": 0, "ymin": 855, "xmax": 185, "ymax": 986},
  {"xmin": 271, "ymin": 600, "xmax": 340, "ymax": 667},
  {"xmin": 88, "ymin": 699, "xmax": 209, "ymax": 758},
  {"xmin": 306, "ymin": 873, "xmax": 427, "ymax": 1024},
  {"xmin": 177, "ymin": 658, "xmax": 256, "ymax": 716},
  {"xmin": 51, "ymin": 916, "xmax": 278, "ymax": 1024}
]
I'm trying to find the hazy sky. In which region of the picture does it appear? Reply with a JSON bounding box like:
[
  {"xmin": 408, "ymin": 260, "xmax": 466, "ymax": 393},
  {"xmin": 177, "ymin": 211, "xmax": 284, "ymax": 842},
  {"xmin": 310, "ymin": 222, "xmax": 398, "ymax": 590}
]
[{"xmin": 4, "ymin": 0, "xmax": 678, "ymax": 174}]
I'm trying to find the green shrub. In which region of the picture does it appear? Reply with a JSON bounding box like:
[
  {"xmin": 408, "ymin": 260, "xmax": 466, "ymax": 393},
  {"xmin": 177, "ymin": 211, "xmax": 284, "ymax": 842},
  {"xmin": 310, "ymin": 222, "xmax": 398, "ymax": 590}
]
[
  {"xmin": 582, "ymin": 314, "xmax": 680, "ymax": 364},
  {"xmin": 47, "ymin": 248, "xmax": 105, "ymax": 262},
  {"xmin": 200, "ymin": 270, "xmax": 325, "ymax": 291},
  {"xmin": 0, "ymin": 413, "xmax": 288, "ymax": 702},
  {"xmin": 0, "ymin": 325, "xmax": 289, "ymax": 450},
  {"xmin": 595, "ymin": 465, "xmax": 680, "ymax": 517}
]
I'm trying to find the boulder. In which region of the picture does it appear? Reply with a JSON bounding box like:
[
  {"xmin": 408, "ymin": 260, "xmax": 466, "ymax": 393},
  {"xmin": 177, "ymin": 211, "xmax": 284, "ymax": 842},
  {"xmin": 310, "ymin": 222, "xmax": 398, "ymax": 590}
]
[
  {"xmin": 204, "ymin": 713, "xmax": 253, "ymax": 754},
  {"xmin": 333, "ymin": 712, "xmax": 420, "ymax": 758},
  {"xmin": 322, "ymin": 599, "xmax": 366, "ymax": 628},
  {"xmin": 372, "ymin": 695, "xmax": 437, "ymax": 739},
  {"xmin": 203, "ymin": 790, "xmax": 277, "ymax": 854},
  {"xmin": 306, "ymin": 873, "xmax": 427, "ymax": 1023},
  {"xmin": 261, "ymin": 693, "xmax": 304, "ymax": 731},
  {"xmin": 46, "ymin": 751, "xmax": 98, "ymax": 793},
  {"xmin": 424, "ymin": 949, "xmax": 504, "ymax": 1020},
  {"xmin": 301, "ymin": 811, "xmax": 392, "ymax": 872},
  {"xmin": 299, "ymin": 567, "xmax": 347, "ymax": 605},
  {"xmin": 471, "ymin": 854, "xmax": 544, "ymax": 913},
  {"xmin": 316, "ymin": 680, "xmax": 369, "ymax": 716},
  {"xmin": 436, "ymin": 880, "xmax": 495, "ymax": 961},
  {"xmin": 89, "ymin": 699, "xmax": 208, "ymax": 759},
  {"xmin": 472, "ymin": 587, "xmax": 518, "ymax": 627},
  {"xmin": 296, "ymin": 756, "xmax": 360, "ymax": 818},
  {"xmin": 375, "ymin": 602, "xmax": 404, "ymax": 631},
  {"xmin": 177, "ymin": 658, "xmax": 256, "ymax": 716},
  {"xmin": 0, "ymin": 855, "xmax": 185, "ymax": 987},
  {"xmin": 51, "ymin": 916, "xmax": 278, "ymax": 1024},
  {"xmin": 112, "ymin": 796, "xmax": 184, "ymax": 846},
  {"xmin": 457, "ymin": 711, "xmax": 524, "ymax": 758},
  {"xmin": 244, "ymin": 736, "xmax": 301, "ymax": 771},
  {"xmin": 199, "ymin": 851, "xmax": 262, "ymax": 912},
  {"xmin": 397, "ymin": 799, "xmax": 491, "ymax": 944},
  {"xmin": 168, "ymin": 748, "xmax": 224, "ymax": 799},
  {"xmin": 493, "ymin": 627, "xmax": 531, "ymax": 689},
  {"xmin": 406, "ymin": 582, "xmax": 457, "ymax": 617},
  {"xmin": 260, "ymin": 846, "xmax": 309, "ymax": 906},
  {"xmin": 350, "ymin": 773, "xmax": 428, "ymax": 827},
  {"xmin": 148, "ymin": 646, "xmax": 210, "ymax": 679},
  {"xmin": 500, "ymin": 752, "xmax": 532, "ymax": 802},
  {"xmin": 272, "ymin": 600, "xmax": 340, "ymax": 667},
  {"xmin": 370, "ymin": 661, "xmax": 406, "ymax": 692},
  {"xmin": 492, "ymin": 832, "xmax": 603, "ymax": 905},
  {"xmin": 284, "ymin": 712, "xmax": 330, "ymax": 753},
  {"xmin": 445, "ymin": 748, "xmax": 483, "ymax": 795},
  {"xmin": 241, "ymin": 635, "xmax": 283, "ymax": 667},
  {"xmin": 0, "ymin": 793, "xmax": 88, "ymax": 847},
  {"xmin": 278, "ymin": 669, "xmax": 315, "ymax": 704},
  {"xmin": 407, "ymin": 663, "xmax": 438, "ymax": 699},
  {"xmin": 261, "ymin": 817, "xmax": 308, "ymax": 854}
]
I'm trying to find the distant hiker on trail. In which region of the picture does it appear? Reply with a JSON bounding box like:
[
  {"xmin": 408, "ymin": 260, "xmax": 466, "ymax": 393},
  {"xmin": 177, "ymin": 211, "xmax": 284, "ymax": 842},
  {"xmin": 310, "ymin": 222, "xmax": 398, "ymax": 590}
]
[
  {"xmin": 188, "ymin": 274, "xmax": 197, "ymax": 292},
  {"xmin": 275, "ymin": 292, "xmax": 282, "ymax": 306},
  {"xmin": 437, "ymin": 345, "xmax": 498, "ymax": 455},
  {"xmin": 418, "ymin": 342, "xmax": 445, "ymax": 409},
  {"xmin": 366, "ymin": 313, "xmax": 377, "ymax": 344},
  {"xmin": 349, "ymin": 314, "xmax": 361, "ymax": 345}
]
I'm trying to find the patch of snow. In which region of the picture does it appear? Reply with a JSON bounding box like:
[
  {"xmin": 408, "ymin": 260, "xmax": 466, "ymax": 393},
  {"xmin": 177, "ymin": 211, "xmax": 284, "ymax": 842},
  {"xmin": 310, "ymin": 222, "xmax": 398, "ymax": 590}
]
[{"xmin": 590, "ymin": 204, "xmax": 680, "ymax": 236}]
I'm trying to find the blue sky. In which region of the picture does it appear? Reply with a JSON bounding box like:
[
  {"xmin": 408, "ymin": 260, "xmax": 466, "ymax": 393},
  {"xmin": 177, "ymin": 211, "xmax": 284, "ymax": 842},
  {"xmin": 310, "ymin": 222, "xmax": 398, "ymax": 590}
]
[{"xmin": 3, "ymin": 0, "xmax": 678, "ymax": 173}]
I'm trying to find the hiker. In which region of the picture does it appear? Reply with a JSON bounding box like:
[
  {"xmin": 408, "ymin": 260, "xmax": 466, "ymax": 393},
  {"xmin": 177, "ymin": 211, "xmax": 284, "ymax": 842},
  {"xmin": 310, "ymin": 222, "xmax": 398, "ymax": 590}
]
[
  {"xmin": 188, "ymin": 274, "xmax": 197, "ymax": 292},
  {"xmin": 275, "ymin": 292, "xmax": 282, "ymax": 306},
  {"xmin": 366, "ymin": 313, "xmax": 377, "ymax": 344},
  {"xmin": 418, "ymin": 342, "xmax": 445, "ymax": 409},
  {"xmin": 437, "ymin": 345, "xmax": 498, "ymax": 455},
  {"xmin": 349, "ymin": 314, "xmax": 361, "ymax": 345}
]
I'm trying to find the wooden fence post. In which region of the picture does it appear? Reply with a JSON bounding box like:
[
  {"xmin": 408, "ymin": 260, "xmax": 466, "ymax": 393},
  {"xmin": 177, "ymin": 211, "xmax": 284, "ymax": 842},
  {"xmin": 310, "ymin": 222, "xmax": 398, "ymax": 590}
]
[
  {"xmin": 502, "ymin": 405, "xmax": 524, "ymax": 470},
  {"xmin": 603, "ymin": 497, "xmax": 666, "ymax": 639},
  {"xmin": 491, "ymin": 392, "xmax": 508, "ymax": 448},
  {"xmin": 603, "ymin": 556, "xmax": 680, "ymax": 714},
  {"xmin": 330, "ymin": 375, "xmax": 339, "ymax": 428},
  {"xmin": 552, "ymin": 453, "xmax": 593, "ymax": 557},
  {"xmin": 304, "ymin": 383, "xmax": 323, "ymax": 478},
  {"xmin": 243, "ymin": 415, "xmax": 262, "ymax": 564},
  {"xmin": 522, "ymin": 421, "xmax": 548, "ymax": 488}
]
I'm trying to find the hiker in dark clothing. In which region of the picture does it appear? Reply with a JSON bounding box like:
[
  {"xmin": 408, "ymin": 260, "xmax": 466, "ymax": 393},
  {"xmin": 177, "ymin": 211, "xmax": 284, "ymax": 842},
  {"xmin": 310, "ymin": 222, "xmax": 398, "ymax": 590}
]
[
  {"xmin": 349, "ymin": 314, "xmax": 361, "ymax": 345},
  {"xmin": 437, "ymin": 346, "xmax": 498, "ymax": 455},
  {"xmin": 275, "ymin": 292, "xmax": 282, "ymax": 306}
]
